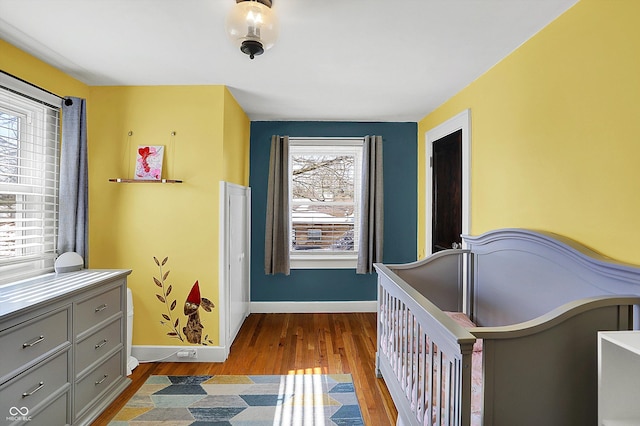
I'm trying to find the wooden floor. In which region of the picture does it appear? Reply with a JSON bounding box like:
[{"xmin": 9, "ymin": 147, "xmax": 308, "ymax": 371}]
[{"xmin": 93, "ymin": 312, "xmax": 398, "ymax": 425}]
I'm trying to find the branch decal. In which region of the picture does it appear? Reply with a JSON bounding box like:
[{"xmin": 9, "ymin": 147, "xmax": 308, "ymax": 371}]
[{"xmin": 151, "ymin": 256, "xmax": 215, "ymax": 345}]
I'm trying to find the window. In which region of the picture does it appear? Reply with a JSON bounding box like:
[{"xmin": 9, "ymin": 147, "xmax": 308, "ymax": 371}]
[
  {"xmin": 0, "ymin": 80, "xmax": 61, "ymax": 284},
  {"xmin": 289, "ymin": 138, "xmax": 363, "ymax": 269}
]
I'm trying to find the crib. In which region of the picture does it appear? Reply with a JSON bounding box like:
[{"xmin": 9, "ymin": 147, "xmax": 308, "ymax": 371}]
[{"xmin": 374, "ymin": 228, "xmax": 640, "ymax": 426}]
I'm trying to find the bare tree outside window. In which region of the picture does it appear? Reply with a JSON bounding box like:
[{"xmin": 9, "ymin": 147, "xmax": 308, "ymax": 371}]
[
  {"xmin": 290, "ymin": 143, "xmax": 362, "ymax": 253},
  {"xmin": 0, "ymin": 111, "xmax": 19, "ymax": 257},
  {"xmin": 0, "ymin": 82, "xmax": 61, "ymax": 283}
]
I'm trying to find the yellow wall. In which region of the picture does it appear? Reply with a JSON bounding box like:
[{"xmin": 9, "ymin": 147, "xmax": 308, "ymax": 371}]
[
  {"xmin": 2, "ymin": 40, "xmax": 251, "ymax": 347},
  {"xmin": 418, "ymin": 0, "xmax": 640, "ymax": 265},
  {"xmin": 89, "ymin": 85, "xmax": 249, "ymax": 346},
  {"xmin": 0, "ymin": 39, "xmax": 89, "ymax": 100},
  {"xmin": 222, "ymin": 87, "xmax": 251, "ymax": 185}
]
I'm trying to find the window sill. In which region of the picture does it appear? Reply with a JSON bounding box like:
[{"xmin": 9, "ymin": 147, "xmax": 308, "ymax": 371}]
[{"xmin": 290, "ymin": 255, "xmax": 357, "ymax": 269}]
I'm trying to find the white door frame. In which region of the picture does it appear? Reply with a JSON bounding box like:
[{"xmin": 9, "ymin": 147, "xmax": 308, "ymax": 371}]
[
  {"xmin": 218, "ymin": 181, "xmax": 251, "ymax": 360},
  {"xmin": 425, "ymin": 109, "xmax": 471, "ymax": 256}
]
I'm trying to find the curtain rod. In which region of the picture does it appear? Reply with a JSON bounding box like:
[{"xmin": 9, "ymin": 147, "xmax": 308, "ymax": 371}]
[{"xmin": 0, "ymin": 70, "xmax": 73, "ymax": 106}]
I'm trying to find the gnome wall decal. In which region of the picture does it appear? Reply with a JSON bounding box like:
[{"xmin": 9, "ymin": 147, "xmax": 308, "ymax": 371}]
[
  {"xmin": 183, "ymin": 280, "xmax": 215, "ymax": 344},
  {"xmin": 152, "ymin": 256, "xmax": 214, "ymax": 345}
]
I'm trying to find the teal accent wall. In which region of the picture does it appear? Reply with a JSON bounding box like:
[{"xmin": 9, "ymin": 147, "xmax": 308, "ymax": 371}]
[{"xmin": 250, "ymin": 121, "xmax": 417, "ymax": 301}]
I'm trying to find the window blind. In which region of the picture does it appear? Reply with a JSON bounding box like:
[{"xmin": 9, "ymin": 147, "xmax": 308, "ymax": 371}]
[{"xmin": 0, "ymin": 77, "xmax": 61, "ymax": 283}]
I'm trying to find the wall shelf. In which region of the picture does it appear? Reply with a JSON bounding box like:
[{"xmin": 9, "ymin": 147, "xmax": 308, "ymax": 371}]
[
  {"xmin": 109, "ymin": 178, "xmax": 183, "ymax": 183},
  {"xmin": 111, "ymin": 129, "xmax": 182, "ymax": 184}
]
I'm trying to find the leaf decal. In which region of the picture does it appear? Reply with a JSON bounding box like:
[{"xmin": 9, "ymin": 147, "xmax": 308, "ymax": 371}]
[{"xmin": 152, "ymin": 257, "xmax": 185, "ymax": 342}]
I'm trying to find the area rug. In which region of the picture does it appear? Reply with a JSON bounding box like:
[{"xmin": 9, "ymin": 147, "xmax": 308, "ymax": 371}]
[{"xmin": 109, "ymin": 374, "xmax": 364, "ymax": 425}]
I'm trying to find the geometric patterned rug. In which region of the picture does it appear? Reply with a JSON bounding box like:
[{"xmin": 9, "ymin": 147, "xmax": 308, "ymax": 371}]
[{"xmin": 108, "ymin": 374, "xmax": 365, "ymax": 425}]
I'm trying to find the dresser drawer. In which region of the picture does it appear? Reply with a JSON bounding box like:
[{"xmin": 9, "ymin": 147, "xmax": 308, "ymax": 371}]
[
  {"xmin": 75, "ymin": 350, "xmax": 123, "ymax": 417},
  {"xmin": 0, "ymin": 348, "xmax": 70, "ymax": 421},
  {"xmin": 5, "ymin": 390, "xmax": 70, "ymax": 426},
  {"xmin": 74, "ymin": 285, "xmax": 123, "ymax": 335},
  {"xmin": 75, "ymin": 317, "xmax": 123, "ymax": 375},
  {"xmin": 0, "ymin": 308, "xmax": 70, "ymax": 381},
  {"xmin": 24, "ymin": 390, "xmax": 70, "ymax": 426}
]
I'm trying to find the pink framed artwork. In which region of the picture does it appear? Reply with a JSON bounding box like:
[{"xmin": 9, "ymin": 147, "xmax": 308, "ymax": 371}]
[{"xmin": 135, "ymin": 145, "xmax": 164, "ymax": 180}]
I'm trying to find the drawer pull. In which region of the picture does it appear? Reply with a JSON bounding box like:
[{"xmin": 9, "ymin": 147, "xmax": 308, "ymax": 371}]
[
  {"xmin": 22, "ymin": 381, "xmax": 44, "ymax": 398},
  {"xmin": 95, "ymin": 304, "xmax": 108, "ymax": 312},
  {"xmin": 22, "ymin": 335, "xmax": 45, "ymax": 348},
  {"xmin": 95, "ymin": 374, "xmax": 108, "ymax": 385},
  {"xmin": 95, "ymin": 339, "xmax": 108, "ymax": 349}
]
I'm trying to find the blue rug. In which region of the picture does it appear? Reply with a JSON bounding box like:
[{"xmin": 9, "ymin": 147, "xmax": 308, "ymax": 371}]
[{"xmin": 109, "ymin": 374, "xmax": 365, "ymax": 425}]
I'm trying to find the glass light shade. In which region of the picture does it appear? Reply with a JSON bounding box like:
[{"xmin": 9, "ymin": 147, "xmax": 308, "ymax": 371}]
[{"xmin": 225, "ymin": 1, "xmax": 278, "ymax": 57}]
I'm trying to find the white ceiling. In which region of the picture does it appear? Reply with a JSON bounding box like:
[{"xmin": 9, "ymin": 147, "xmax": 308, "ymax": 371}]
[{"xmin": 0, "ymin": 0, "xmax": 578, "ymax": 122}]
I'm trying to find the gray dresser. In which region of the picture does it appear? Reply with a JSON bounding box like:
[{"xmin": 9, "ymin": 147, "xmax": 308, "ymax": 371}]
[{"xmin": 0, "ymin": 269, "xmax": 132, "ymax": 425}]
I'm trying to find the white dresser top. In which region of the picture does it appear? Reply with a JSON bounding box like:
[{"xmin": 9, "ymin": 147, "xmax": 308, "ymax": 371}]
[{"xmin": 0, "ymin": 269, "xmax": 131, "ymax": 318}]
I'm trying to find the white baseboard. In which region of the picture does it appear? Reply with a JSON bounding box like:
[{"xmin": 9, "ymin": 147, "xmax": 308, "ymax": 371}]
[
  {"xmin": 250, "ymin": 300, "xmax": 377, "ymax": 313},
  {"xmin": 132, "ymin": 345, "xmax": 229, "ymax": 363}
]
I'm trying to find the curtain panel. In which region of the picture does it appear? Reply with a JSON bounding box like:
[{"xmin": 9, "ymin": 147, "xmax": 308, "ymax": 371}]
[
  {"xmin": 357, "ymin": 135, "xmax": 383, "ymax": 274},
  {"xmin": 58, "ymin": 97, "xmax": 89, "ymax": 265},
  {"xmin": 264, "ymin": 135, "xmax": 290, "ymax": 275}
]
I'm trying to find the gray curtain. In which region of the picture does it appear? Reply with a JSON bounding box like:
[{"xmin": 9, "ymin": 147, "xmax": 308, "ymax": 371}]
[
  {"xmin": 265, "ymin": 135, "xmax": 290, "ymax": 275},
  {"xmin": 57, "ymin": 97, "xmax": 88, "ymax": 265},
  {"xmin": 357, "ymin": 135, "xmax": 383, "ymax": 274}
]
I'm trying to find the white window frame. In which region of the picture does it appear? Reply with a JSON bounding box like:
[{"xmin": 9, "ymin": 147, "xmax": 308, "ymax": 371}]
[
  {"xmin": 0, "ymin": 75, "xmax": 61, "ymax": 285},
  {"xmin": 289, "ymin": 137, "xmax": 364, "ymax": 269}
]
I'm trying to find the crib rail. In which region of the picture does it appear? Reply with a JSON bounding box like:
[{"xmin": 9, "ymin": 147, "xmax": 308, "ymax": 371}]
[{"xmin": 375, "ymin": 262, "xmax": 476, "ymax": 426}]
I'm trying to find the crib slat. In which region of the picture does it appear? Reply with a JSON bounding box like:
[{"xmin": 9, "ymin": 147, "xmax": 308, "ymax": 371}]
[
  {"xmin": 393, "ymin": 297, "xmax": 399, "ymax": 375},
  {"xmin": 453, "ymin": 358, "xmax": 461, "ymax": 426},
  {"xmin": 410, "ymin": 311, "xmax": 417, "ymax": 415},
  {"xmin": 401, "ymin": 304, "xmax": 405, "ymax": 386},
  {"xmin": 443, "ymin": 355, "xmax": 450, "ymax": 425},
  {"xmin": 418, "ymin": 329, "xmax": 426, "ymax": 423},
  {"xmin": 403, "ymin": 306, "xmax": 409, "ymax": 391},
  {"xmin": 438, "ymin": 356, "xmax": 442, "ymax": 426}
]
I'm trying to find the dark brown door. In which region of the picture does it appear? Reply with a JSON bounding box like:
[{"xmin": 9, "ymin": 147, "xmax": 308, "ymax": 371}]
[{"xmin": 432, "ymin": 129, "xmax": 462, "ymax": 253}]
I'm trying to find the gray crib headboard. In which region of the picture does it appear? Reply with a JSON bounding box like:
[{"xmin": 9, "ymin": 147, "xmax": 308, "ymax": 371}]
[{"xmin": 463, "ymin": 228, "xmax": 640, "ymax": 327}]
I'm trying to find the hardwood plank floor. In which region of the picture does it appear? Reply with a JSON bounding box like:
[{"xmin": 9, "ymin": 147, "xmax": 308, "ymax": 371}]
[{"xmin": 93, "ymin": 312, "xmax": 398, "ymax": 425}]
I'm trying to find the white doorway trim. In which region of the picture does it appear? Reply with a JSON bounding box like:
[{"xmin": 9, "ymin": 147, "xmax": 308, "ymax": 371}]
[
  {"xmin": 425, "ymin": 109, "xmax": 471, "ymax": 256},
  {"xmin": 219, "ymin": 181, "xmax": 251, "ymax": 360}
]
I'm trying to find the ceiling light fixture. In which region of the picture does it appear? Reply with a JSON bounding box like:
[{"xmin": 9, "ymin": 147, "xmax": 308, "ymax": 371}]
[{"xmin": 225, "ymin": 0, "xmax": 278, "ymax": 60}]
